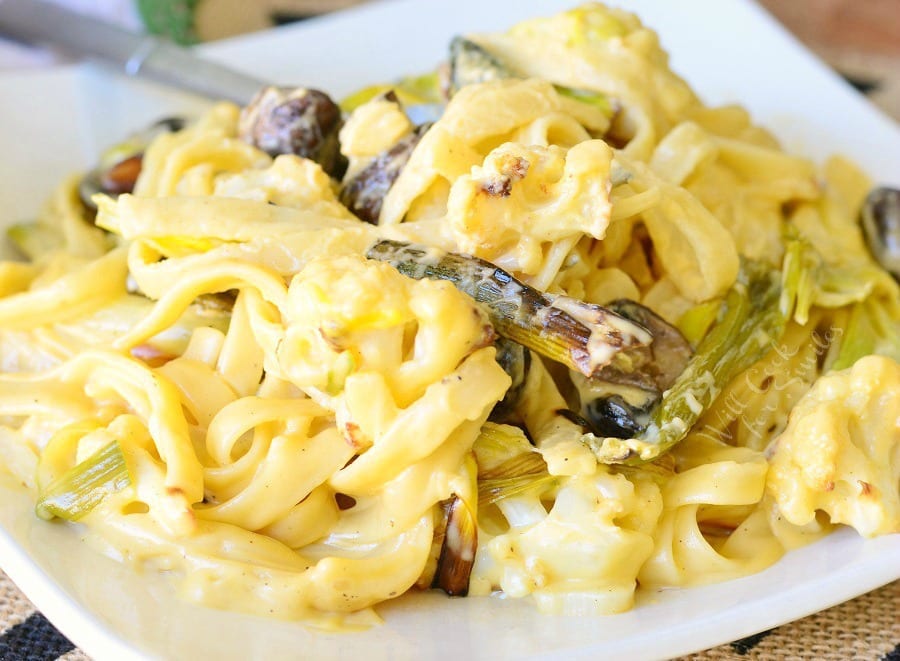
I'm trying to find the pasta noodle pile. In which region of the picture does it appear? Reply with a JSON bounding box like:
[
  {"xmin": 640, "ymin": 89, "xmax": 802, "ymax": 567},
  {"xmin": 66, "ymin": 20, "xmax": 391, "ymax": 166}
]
[{"xmin": 0, "ymin": 2, "xmax": 898, "ymax": 625}]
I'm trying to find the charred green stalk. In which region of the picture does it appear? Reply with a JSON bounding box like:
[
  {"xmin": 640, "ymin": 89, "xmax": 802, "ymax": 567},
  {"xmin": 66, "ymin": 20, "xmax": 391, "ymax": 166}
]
[
  {"xmin": 366, "ymin": 240, "xmax": 651, "ymax": 378},
  {"xmin": 340, "ymin": 122, "xmax": 430, "ymax": 224},
  {"xmin": 587, "ymin": 261, "xmax": 787, "ymax": 463},
  {"xmin": 36, "ymin": 441, "xmax": 131, "ymax": 521}
]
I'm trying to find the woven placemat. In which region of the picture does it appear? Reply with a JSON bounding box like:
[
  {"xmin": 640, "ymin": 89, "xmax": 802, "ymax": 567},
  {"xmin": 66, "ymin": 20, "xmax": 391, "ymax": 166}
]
[{"xmin": 1, "ymin": 568, "xmax": 897, "ymax": 660}]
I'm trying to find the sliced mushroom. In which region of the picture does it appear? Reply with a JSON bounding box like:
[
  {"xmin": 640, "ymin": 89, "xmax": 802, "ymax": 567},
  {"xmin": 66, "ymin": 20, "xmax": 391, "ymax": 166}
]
[
  {"xmin": 78, "ymin": 117, "xmax": 186, "ymax": 210},
  {"xmin": 239, "ymin": 86, "xmax": 346, "ymax": 179},
  {"xmin": 431, "ymin": 495, "xmax": 478, "ymax": 596},
  {"xmin": 584, "ymin": 394, "xmax": 653, "ymax": 439},
  {"xmin": 339, "ymin": 123, "xmax": 430, "ymax": 224},
  {"xmin": 489, "ymin": 338, "xmax": 531, "ymax": 423},
  {"xmin": 579, "ymin": 300, "xmax": 693, "ymax": 438},
  {"xmin": 602, "ymin": 299, "xmax": 694, "ymax": 391},
  {"xmin": 861, "ymin": 187, "xmax": 900, "ymax": 280}
]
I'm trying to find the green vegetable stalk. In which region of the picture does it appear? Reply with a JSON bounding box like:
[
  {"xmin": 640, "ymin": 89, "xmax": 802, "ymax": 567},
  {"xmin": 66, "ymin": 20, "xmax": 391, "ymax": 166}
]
[
  {"xmin": 36, "ymin": 441, "xmax": 132, "ymax": 521},
  {"xmin": 366, "ymin": 240, "xmax": 651, "ymax": 378},
  {"xmin": 587, "ymin": 261, "xmax": 787, "ymax": 463},
  {"xmin": 778, "ymin": 229, "xmax": 900, "ymax": 371},
  {"xmin": 473, "ymin": 422, "xmax": 556, "ymax": 506},
  {"xmin": 832, "ymin": 294, "xmax": 900, "ymax": 370}
]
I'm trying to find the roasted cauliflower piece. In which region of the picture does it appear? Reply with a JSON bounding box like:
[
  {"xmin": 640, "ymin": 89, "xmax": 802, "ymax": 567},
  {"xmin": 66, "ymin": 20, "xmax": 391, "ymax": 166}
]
[
  {"xmin": 766, "ymin": 355, "xmax": 900, "ymax": 537},
  {"xmin": 446, "ymin": 140, "xmax": 613, "ymax": 274}
]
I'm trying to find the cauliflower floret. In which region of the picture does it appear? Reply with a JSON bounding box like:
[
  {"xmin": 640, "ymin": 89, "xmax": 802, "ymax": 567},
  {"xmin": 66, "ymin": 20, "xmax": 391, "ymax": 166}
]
[
  {"xmin": 278, "ymin": 254, "xmax": 497, "ymax": 407},
  {"xmin": 446, "ymin": 140, "xmax": 613, "ymax": 274},
  {"xmin": 339, "ymin": 95, "xmax": 414, "ymax": 179},
  {"xmin": 214, "ymin": 155, "xmax": 353, "ymax": 218},
  {"xmin": 472, "ymin": 471, "xmax": 660, "ymax": 614},
  {"xmin": 766, "ymin": 355, "xmax": 900, "ymax": 537},
  {"xmin": 276, "ymin": 255, "xmax": 510, "ymax": 497}
]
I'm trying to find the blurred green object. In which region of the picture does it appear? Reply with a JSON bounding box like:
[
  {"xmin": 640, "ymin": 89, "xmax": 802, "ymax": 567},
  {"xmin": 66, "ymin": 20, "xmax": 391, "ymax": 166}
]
[{"xmin": 136, "ymin": 0, "xmax": 200, "ymax": 45}]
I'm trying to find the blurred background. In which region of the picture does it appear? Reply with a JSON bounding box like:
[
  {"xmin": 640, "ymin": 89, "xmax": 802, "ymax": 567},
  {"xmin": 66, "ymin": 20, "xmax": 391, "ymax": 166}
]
[
  {"xmin": 193, "ymin": 0, "xmax": 900, "ymax": 122},
  {"xmin": 757, "ymin": 0, "xmax": 899, "ymax": 121},
  {"xmin": 2, "ymin": 0, "xmax": 898, "ymax": 120}
]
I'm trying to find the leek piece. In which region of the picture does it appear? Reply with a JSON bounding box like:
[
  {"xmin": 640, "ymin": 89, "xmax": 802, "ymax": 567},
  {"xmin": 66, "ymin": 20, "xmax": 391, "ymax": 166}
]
[
  {"xmin": 341, "ymin": 72, "xmax": 443, "ymax": 112},
  {"xmin": 478, "ymin": 474, "xmax": 558, "ymax": 507},
  {"xmin": 779, "ymin": 229, "xmax": 900, "ymax": 370},
  {"xmin": 554, "ymin": 85, "xmax": 614, "ymax": 118},
  {"xmin": 479, "ymin": 451, "xmax": 548, "ymax": 482},
  {"xmin": 473, "ymin": 423, "xmax": 556, "ymax": 506},
  {"xmin": 7, "ymin": 222, "xmax": 63, "ymax": 261},
  {"xmin": 832, "ymin": 294, "xmax": 900, "ymax": 370},
  {"xmin": 35, "ymin": 441, "xmax": 131, "ymax": 521},
  {"xmin": 779, "ymin": 230, "xmax": 895, "ymax": 321},
  {"xmin": 779, "ymin": 235, "xmax": 818, "ymax": 325},
  {"xmin": 676, "ymin": 299, "xmax": 721, "ymax": 348},
  {"xmin": 472, "ymin": 422, "xmax": 533, "ymax": 471}
]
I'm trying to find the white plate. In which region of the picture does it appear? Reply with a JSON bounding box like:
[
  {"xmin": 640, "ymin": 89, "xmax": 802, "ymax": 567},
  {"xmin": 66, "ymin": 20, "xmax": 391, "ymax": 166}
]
[{"xmin": 1, "ymin": 1, "xmax": 899, "ymax": 659}]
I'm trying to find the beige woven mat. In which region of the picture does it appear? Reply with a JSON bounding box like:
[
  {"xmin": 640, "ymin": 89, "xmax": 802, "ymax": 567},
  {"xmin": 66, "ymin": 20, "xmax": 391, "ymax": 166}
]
[{"xmin": 1, "ymin": 568, "xmax": 897, "ymax": 660}]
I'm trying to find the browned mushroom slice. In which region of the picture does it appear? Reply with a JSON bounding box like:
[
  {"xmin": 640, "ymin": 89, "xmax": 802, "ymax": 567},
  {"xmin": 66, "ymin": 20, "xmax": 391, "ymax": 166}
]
[
  {"xmin": 861, "ymin": 187, "xmax": 900, "ymax": 280},
  {"xmin": 579, "ymin": 300, "xmax": 693, "ymax": 439},
  {"xmin": 79, "ymin": 117, "xmax": 186, "ymax": 210},
  {"xmin": 96, "ymin": 154, "xmax": 144, "ymax": 195},
  {"xmin": 488, "ymin": 338, "xmax": 531, "ymax": 424},
  {"xmin": 432, "ymin": 495, "xmax": 478, "ymax": 596},
  {"xmin": 605, "ymin": 300, "xmax": 693, "ymax": 391},
  {"xmin": 239, "ymin": 86, "xmax": 346, "ymax": 178},
  {"xmin": 339, "ymin": 123, "xmax": 430, "ymax": 224}
]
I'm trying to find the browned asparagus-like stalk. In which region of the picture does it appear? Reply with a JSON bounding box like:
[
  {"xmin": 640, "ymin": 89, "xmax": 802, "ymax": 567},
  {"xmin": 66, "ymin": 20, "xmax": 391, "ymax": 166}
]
[{"xmin": 366, "ymin": 240, "xmax": 651, "ymax": 378}]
